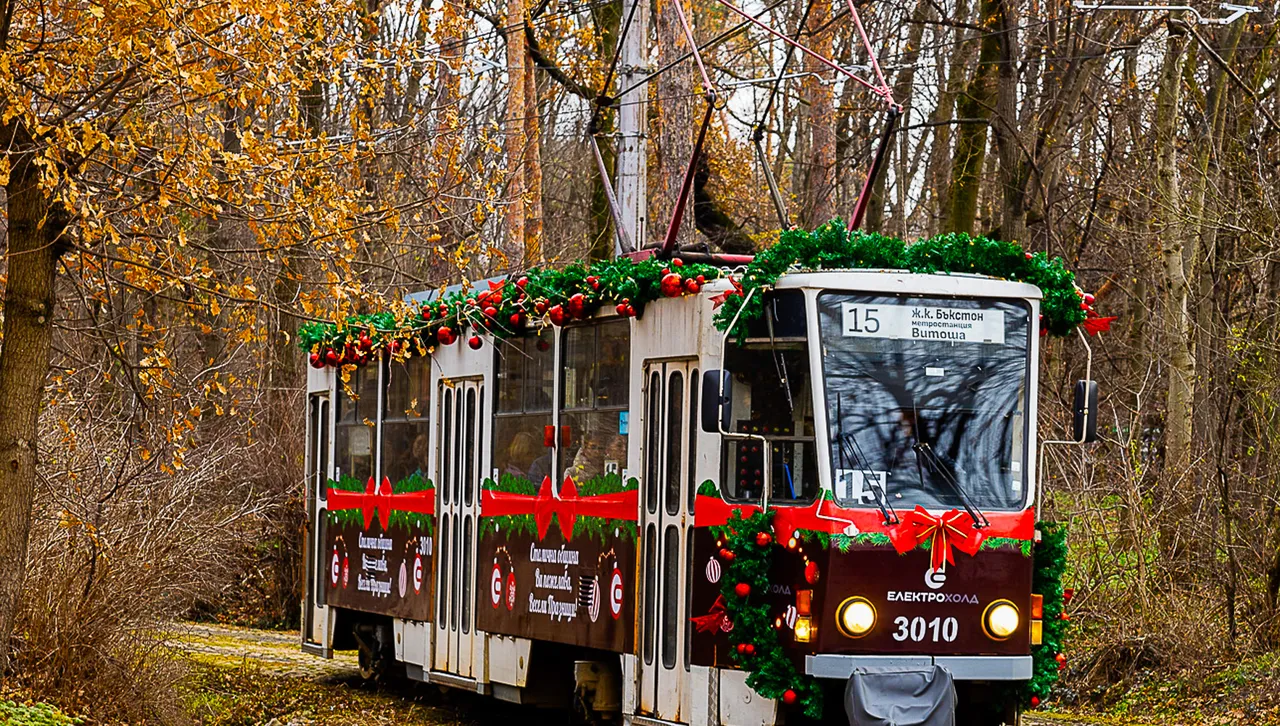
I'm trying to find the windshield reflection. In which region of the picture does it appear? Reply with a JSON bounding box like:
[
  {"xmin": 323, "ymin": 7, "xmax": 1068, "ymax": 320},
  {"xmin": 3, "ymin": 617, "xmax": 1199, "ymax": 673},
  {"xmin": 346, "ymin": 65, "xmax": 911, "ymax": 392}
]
[{"xmin": 818, "ymin": 293, "xmax": 1031, "ymax": 512}]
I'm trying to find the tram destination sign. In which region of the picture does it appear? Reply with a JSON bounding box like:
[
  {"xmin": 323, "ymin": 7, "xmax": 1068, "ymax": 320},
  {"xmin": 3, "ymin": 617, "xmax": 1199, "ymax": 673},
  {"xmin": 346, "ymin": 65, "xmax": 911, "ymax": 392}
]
[{"xmin": 841, "ymin": 303, "xmax": 1005, "ymax": 344}]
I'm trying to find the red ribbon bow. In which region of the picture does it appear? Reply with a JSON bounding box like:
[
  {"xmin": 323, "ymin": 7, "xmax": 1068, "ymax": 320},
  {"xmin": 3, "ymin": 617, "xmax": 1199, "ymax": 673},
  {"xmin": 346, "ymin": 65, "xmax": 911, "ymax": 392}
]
[
  {"xmin": 887, "ymin": 507, "xmax": 985, "ymax": 572},
  {"xmin": 689, "ymin": 595, "xmax": 729, "ymax": 634},
  {"xmin": 326, "ymin": 476, "xmax": 435, "ymax": 531},
  {"xmin": 709, "ymin": 276, "xmax": 744, "ymax": 309},
  {"xmin": 482, "ymin": 475, "xmax": 639, "ymax": 541}
]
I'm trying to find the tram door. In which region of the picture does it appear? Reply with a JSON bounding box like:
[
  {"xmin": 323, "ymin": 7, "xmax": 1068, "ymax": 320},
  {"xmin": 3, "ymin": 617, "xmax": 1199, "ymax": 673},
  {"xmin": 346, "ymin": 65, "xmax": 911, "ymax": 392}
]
[
  {"xmin": 433, "ymin": 378, "xmax": 483, "ymax": 677},
  {"xmin": 639, "ymin": 360, "xmax": 699, "ymax": 721},
  {"xmin": 302, "ymin": 392, "xmax": 331, "ymax": 649}
]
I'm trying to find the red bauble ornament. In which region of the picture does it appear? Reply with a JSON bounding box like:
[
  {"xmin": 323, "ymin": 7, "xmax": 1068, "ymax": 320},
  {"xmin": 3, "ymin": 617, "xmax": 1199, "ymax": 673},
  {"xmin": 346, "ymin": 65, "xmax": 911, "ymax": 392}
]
[
  {"xmin": 437, "ymin": 326, "xmax": 456, "ymax": 345},
  {"xmin": 568, "ymin": 292, "xmax": 586, "ymax": 318},
  {"xmin": 625, "ymin": 304, "xmax": 636, "ymax": 316},
  {"xmin": 661, "ymin": 273, "xmax": 683, "ymax": 297},
  {"xmin": 696, "ymin": 274, "xmax": 706, "ymax": 284},
  {"xmin": 324, "ymin": 349, "xmax": 340, "ymax": 366},
  {"xmin": 615, "ymin": 303, "xmax": 630, "ymax": 316},
  {"xmin": 684, "ymin": 279, "xmax": 701, "ymax": 294},
  {"xmin": 534, "ymin": 300, "xmax": 548, "ymax": 315},
  {"xmin": 782, "ymin": 689, "xmax": 797, "ymax": 705},
  {"xmin": 1025, "ymin": 251, "xmax": 1034, "ymax": 260},
  {"xmin": 510, "ymin": 313, "xmax": 524, "ymax": 327},
  {"xmin": 516, "ymin": 276, "xmax": 529, "ymax": 289},
  {"xmin": 672, "ymin": 258, "xmax": 684, "ymax": 267},
  {"xmin": 586, "ymin": 275, "xmax": 599, "ymax": 289},
  {"xmin": 309, "ymin": 352, "xmax": 323, "ymax": 368},
  {"xmin": 421, "ymin": 306, "xmax": 433, "ymax": 320},
  {"xmin": 1083, "ymin": 293, "xmax": 1096, "ymax": 305},
  {"xmin": 735, "ymin": 643, "xmax": 747, "ymax": 654},
  {"xmin": 548, "ymin": 304, "xmax": 567, "ymax": 326},
  {"xmin": 755, "ymin": 532, "xmax": 773, "ymax": 547},
  {"xmin": 743, "ymin": 643, "xmax": 755, "ymax": 655},
  {"xmin": 468, "ymin": 335, "xmax": 483, "ymax": 350},
  {"xmin": 734, "ymin": 582, "xmax": 751, "ymax": 598},
  {"xmin": 804, "ymin": 561, "xmax": 820, "ymax": 585},
  {"xmin": 467, "ymin": 297, "xmax": 478, "ymax": 306},
  {"xmin": 358, "ymin": 336, "xmax": 372, "ymax": 352},
  {"xmin": 483, "ymin": 305, "xmax": 498, "ymax": 318},
  {"xmin": 1030, "ymin": 696, "xmax": 1041, "ymax": 708},
  {"xmin": 719, "ymin": 548, "xmax": 735, "ymax": 561}
]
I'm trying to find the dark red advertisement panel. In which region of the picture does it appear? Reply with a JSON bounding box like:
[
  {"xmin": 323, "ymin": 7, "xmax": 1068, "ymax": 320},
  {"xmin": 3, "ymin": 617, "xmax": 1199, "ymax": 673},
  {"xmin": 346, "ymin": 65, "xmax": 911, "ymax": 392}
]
[
  {"xmin": 476, "ymin": 474, "xmax": 638, "ymax": 652},
  {"xmin": 323, "ymin": 475, "xmax": 434, "ymax": 621}
]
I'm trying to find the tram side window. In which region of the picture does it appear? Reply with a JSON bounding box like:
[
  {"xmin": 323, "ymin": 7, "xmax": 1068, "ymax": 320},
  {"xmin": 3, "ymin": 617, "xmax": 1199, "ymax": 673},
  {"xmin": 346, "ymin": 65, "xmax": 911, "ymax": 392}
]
[
  {"xmin": 720, "ymin": 341, "xmax": 818, "ymax": 503},
  {"xmin": 382, "ymin": 355, "xmax": 432, "ymax": 486},
  {"xmin": 335, "ymin": 367, "xmax": 378, "ymax": 483},
  {"xmin": 561, "ymin": 320, "xmax": 630, "ymax": 484},
  {"xmin": 494, "ymin": 332, "xmax": 555, "ymax": 485}
]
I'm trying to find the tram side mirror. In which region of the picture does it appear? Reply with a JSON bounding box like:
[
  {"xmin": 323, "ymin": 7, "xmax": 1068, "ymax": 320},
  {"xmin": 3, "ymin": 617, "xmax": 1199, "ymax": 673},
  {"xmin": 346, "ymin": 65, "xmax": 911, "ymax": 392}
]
[
  {"xmin": 1073, "ymin": 380, "xmax": 1099, "ymax": 443},
  {"xmin": 701, "ymin": 369, "xmax": 732, "ymax": 433}
]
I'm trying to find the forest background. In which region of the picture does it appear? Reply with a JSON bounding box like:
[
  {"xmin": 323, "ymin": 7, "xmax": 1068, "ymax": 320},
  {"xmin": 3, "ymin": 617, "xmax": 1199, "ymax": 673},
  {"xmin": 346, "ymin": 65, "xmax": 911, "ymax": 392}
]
[{"xmin": 0, "ymin": 0, "xmax": 1278, "ymax": 721}]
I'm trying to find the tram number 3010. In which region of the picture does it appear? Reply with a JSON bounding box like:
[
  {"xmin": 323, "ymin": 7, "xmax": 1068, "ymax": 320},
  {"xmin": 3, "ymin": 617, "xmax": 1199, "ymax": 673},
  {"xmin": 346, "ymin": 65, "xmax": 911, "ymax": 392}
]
[{"xmin": 891, "ymin": 616, "xmax": 959, "ymax": 643}]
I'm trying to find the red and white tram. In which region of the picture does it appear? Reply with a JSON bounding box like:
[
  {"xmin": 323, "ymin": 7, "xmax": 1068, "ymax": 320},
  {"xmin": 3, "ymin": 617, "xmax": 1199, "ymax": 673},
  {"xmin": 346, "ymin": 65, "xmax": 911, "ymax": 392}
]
[{"xmin": 300, "ymin": 260, "xmax": 1093, "ymax": 725}]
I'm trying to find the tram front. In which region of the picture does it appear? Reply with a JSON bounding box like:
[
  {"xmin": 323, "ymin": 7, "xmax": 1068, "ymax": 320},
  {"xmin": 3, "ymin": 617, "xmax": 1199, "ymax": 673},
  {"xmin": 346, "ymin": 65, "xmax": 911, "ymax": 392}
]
[{"xmin": 696, "ymin": 270, "xmax": 1057, "ymax": 724}]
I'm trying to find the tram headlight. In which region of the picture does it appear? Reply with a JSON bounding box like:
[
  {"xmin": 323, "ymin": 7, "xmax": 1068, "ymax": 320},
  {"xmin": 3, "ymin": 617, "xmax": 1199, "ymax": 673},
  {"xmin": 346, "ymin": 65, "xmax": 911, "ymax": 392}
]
[
  {"xmin": 836, "ymin": 596, "xmax": 876, "ymax": 638},
  {"xmin": 983, "ymin": 600, "xmax": 1021, "ymax": 640}
]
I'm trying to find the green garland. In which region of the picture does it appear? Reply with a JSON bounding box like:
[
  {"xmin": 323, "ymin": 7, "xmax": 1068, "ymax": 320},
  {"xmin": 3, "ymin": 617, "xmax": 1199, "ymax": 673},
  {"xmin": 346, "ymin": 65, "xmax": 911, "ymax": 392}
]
[
  {"xmin": 711, "ymin": 222, "xmax": 1090, "ymax": 338},
  {"xmin": 298, "ymin": 220, "xmax": 1097, "ymax": 368},
  {"xmin": 713, "ymin": 509, "xmax": 823, "ymax": 719},
  {"xmin": 297, "ymin": 256, "xmax": 724, "ymax": 367},
  {"xmin": 1027, "ymin": 521, "xmax": 1070, "ymax": 706}
]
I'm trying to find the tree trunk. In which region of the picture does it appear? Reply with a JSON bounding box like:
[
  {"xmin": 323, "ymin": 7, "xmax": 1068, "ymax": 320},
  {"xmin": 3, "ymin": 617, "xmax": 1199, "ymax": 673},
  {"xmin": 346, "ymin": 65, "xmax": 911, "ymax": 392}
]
[
  {"xmin": 1155, "ymin": 26, "xmax": 1196, "ymax": 491},
  {"xmin": 947, "ymin": 0, "xmax": 1001, "ymax": 236},
  {"xmin": 798, "ymin": 0, "xmax": 835, "ymax": 229},
  {"xmin": 924, "ymin": 0, "xmax": 973, "ymax": 234},
  {"xmin": 652, "ymin": 0, "xmax": 695, "ymax": 246},
  {"xmin": 0, "ymin": 119, "xmax": 69, "ymax": 671},
  {"xmin": 504, "ymin": 0, "xmax": 527, "ymax": 258},
  {"xmin": 589, "ymin": 0, "xmax": 621, "ymax": 261},
  {"xmin": 989, "ymin": 0, "xmax": 1026, "ymax": 244},
  {"xmin": 523, "ymin": 48, "xmax": 543, "ymax": 265}
]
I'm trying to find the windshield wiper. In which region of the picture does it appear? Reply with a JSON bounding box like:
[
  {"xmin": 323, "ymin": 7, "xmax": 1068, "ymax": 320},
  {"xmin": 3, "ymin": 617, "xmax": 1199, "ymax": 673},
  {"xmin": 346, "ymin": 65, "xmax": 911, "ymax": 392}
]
[
  {"xmin": 835, "ymin": 394, "xmax": 898, "ymax": 526},
  {"xmin": 912, "ymin": 439, "xmax": 990, "ymax": 529}
]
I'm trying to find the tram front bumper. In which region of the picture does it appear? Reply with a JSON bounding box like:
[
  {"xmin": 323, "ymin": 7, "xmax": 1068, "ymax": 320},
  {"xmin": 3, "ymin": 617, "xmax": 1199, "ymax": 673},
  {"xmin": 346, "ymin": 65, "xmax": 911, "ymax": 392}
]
[{"xmin": 807, "ymin": 654, "xmax": 1032, "ymax": 681}]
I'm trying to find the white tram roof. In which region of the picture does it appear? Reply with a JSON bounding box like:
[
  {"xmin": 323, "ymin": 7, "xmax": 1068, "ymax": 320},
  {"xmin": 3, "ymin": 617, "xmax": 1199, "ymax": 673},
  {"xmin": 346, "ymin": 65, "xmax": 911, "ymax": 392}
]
[
  {"xmin": 706, "ymin": 270, "xmax": 1044, "ymax": 300},
  {"xmin": 403, "ymin": 269, "xmax": 1044, "ymax": 306}
]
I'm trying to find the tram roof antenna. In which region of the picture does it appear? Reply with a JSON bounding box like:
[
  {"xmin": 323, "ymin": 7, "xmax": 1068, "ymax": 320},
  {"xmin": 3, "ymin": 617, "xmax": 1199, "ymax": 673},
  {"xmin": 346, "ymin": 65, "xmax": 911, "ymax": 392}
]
[{"xmin": 1071, "ymin": 1, "xmax": 1258, "ymax": 24}]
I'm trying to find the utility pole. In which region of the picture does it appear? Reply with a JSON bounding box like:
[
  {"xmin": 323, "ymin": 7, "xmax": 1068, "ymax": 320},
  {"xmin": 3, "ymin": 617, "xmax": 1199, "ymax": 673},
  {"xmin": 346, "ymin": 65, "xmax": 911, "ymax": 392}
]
[{"xmin": 615, "ymin": 0, "xmax": 649, "ymax": 254}]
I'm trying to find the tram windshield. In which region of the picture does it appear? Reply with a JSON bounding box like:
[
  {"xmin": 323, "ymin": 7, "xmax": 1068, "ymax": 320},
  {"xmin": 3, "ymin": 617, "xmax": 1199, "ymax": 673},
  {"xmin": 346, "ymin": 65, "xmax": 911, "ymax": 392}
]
[{"xmin": 817, "ymin": 292, "xmax": 1031, "ymax": 512}]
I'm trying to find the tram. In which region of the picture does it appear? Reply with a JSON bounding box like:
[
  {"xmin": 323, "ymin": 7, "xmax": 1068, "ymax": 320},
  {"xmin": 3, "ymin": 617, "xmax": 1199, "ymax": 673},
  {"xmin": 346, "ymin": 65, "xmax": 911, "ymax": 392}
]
[{"xmin": 299, "ymin": 242, "xmax": 1097, "ymax": 725}]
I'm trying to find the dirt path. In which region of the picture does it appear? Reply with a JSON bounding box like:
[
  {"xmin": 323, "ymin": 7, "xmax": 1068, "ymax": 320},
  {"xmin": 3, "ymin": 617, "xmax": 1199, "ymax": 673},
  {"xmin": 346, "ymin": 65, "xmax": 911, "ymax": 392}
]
[{"xmin": 172, "ymin": 623, "xmax": 1124, "ymax": 726}]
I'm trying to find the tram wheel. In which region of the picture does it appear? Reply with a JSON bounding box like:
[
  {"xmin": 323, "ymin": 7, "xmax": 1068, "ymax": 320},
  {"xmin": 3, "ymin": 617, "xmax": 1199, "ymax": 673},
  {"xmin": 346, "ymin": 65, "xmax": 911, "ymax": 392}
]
[{"xmin": 354, "ymin": 623, "xmax": 394, "ymax": 682}]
